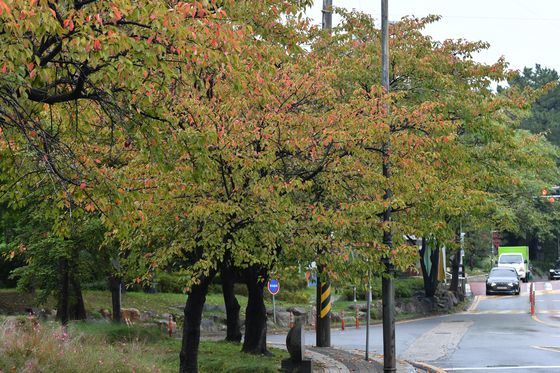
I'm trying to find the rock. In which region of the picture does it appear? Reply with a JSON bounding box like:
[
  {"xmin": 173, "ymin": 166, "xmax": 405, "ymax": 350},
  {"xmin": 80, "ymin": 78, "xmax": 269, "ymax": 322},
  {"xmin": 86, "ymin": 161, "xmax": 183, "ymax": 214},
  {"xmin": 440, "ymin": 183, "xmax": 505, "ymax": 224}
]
[
  {"xmin": 285, "ymin": 322, "xmax": 305, "ymax": 362},
  {"xmin": 275, "ymin": 311, "xmax": 291, "ymax": 327},
  {"xmin": 200, "ymin": 319, "xmax": 218, "ymax": 332},
  {"xmin": 141, "ymin": 310, "xmax": 158, "ymax": 322},
  {"xmin": 330, "ymin": 312, "xmax": 342, "ymax": 322},
  {"xmin": 203, "ymin": 304, "xmax": 226, "ymax": 313},
  {"xmin": 286, "ymin": 306, "xmax": 306, "ymax": 316},
  {"xmin": 347, "ymin": 303, "xmax": 368, "ymax": 312}
]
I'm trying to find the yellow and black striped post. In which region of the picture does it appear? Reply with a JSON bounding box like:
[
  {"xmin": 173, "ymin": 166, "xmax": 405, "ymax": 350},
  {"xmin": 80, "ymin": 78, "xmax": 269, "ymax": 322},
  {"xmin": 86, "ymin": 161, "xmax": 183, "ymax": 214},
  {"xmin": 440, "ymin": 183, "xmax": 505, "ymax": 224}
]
[{"xmin": 316, "ymin": 269, "xmax": 331, "ymax": 347}]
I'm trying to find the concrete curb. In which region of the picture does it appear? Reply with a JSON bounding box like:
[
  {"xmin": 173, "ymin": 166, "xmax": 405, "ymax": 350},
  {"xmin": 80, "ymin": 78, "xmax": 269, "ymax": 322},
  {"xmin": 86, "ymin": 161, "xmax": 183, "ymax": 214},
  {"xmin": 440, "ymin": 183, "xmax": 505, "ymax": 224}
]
[{"xmin": 408, "ymin": 360, "xmax": 448, "ymax": 373}]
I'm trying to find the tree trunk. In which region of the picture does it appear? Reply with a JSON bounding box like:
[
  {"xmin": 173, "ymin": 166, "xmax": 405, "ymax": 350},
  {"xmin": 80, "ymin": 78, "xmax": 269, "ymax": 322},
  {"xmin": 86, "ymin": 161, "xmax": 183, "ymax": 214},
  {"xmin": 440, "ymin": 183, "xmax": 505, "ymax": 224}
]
[
  {"xmin": 179, "ymin": 272, "xmax": 215, "ymax": 373},
  {"xmin": 419, "ymin": 238, "xmax": 440, "ymax": 298},
  {"xmin": 69, "ymin": 274, "xmax": 87, "ymax": 320},
  {"xmin": 221, "ymin": 261, "xmax": 242, "ymax": 343},
  {"xmin": 450, "ymin": 249, "xmax": 461, "ymax": 292},
  {"xmin": 109, "ymin": 275, "xmax": 122, "ymax": 323},
  {"xmin": 242, "ymin": 267, "xmax": 269, "ymax": 355},
  {"xmin": 56, "ymin": 257, "xmax": 69, "ymax": 325}
]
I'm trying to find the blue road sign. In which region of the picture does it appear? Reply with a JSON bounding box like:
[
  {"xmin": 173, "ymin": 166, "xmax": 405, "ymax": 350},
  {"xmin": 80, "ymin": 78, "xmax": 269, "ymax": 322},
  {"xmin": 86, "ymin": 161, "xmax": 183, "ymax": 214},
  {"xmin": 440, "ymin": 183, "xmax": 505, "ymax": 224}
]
[{"xmin": 268, "ymin": 279, "xmax": 280, "ymax": 295}]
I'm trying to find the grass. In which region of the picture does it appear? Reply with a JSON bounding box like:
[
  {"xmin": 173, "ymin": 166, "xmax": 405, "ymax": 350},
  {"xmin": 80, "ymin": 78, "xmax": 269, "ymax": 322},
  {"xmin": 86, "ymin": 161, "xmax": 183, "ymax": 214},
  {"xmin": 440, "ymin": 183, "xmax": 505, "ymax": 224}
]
[{"xmin": 0, "ymin": 321, "xmax": 288, "ymax": 373}]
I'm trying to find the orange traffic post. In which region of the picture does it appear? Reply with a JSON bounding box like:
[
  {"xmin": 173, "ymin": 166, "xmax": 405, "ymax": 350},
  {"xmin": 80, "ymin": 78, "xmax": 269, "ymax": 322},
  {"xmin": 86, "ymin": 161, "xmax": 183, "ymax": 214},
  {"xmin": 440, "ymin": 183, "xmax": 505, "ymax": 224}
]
[
  {"xmin": 355, "ymin": 306, "xmax": 359, "ymax": 329},
  {"xmin": 168, "ymin": 314, "xmax": 173, "ymax": 337},
  {"xmin": 341, "ymin": 310, "xmax": 345, "ymax": 331}
]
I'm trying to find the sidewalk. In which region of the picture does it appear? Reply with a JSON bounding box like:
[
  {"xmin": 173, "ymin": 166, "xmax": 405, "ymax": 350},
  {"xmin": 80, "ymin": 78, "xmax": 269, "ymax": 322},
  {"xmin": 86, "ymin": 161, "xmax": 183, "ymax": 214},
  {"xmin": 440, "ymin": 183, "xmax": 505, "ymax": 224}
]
[{"xmin": 270, "ymin": 343, "xmax": 443, "ymax": 373}]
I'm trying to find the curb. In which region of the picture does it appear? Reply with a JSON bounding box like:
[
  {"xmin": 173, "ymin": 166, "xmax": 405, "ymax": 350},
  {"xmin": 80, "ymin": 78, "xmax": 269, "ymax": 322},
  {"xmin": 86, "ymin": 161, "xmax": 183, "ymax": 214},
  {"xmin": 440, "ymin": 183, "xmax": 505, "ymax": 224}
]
[{"xmin": 408, "ymin": 360, "xmax": 447, "ymax": 373}]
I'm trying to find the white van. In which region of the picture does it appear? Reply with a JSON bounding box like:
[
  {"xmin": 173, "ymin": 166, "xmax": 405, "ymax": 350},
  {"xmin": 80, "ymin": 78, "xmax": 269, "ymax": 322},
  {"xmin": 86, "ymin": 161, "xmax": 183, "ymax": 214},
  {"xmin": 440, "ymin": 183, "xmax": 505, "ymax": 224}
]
[{"xmin": 497, "ymin": 253, "xmax": 526, "ymax": 281}]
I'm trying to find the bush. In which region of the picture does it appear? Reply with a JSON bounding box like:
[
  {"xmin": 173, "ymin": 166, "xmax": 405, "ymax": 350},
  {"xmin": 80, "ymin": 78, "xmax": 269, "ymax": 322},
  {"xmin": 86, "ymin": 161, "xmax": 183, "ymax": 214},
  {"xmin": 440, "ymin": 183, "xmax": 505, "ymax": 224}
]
[
  {"xmin": 81, "ymin": 280, "xmax": 108, "ymax": 291},
  {"xmin": 272, "ymin": 290, "xmax": 310, "ymax": 304},
  {"xmin": 339, "ymin": 277, "xmax": 424, "ymax": 301},
  {"xmin": 157, "ymin": 272, "xmax": 185, "ymax": 293}
]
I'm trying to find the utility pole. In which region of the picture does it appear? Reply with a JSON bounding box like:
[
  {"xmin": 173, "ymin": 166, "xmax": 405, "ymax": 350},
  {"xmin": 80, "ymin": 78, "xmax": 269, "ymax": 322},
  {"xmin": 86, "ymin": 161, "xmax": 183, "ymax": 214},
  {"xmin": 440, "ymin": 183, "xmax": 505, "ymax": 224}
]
[
  {"xmin": 316, "ymin": 0, "xmax": 333, "ymax": 349},
  {"xmin": 381, "ymin": 0, "xmax": 396, "ymax": 372},
  {"xmin": 322, "ymin": 0, "xmax": 332, "ymax": 30}
]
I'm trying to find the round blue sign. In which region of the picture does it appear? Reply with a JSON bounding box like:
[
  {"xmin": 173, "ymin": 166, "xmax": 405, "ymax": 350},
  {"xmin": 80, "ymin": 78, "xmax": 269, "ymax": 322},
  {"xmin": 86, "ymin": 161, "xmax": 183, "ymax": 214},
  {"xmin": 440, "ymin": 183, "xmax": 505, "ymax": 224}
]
[{"xmin": 268, "ymin": 279, "xmax": 280, "ymax": 295}]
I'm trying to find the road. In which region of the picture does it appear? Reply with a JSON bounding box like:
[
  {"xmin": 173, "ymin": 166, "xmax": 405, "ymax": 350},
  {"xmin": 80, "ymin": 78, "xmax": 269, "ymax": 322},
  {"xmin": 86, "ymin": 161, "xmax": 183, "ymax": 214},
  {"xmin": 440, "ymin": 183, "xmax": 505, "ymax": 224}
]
[{"xmin": 269, "ymin": 280, "xmax": 560, "ymax": 372}]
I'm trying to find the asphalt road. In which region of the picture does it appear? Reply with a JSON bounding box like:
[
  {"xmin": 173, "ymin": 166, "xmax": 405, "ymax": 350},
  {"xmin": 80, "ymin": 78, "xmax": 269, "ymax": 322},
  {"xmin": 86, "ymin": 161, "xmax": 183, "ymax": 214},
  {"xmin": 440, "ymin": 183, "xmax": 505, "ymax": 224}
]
[{"xmin": 269, "ymin": 280, "xmax": 560, "ymax": 372}]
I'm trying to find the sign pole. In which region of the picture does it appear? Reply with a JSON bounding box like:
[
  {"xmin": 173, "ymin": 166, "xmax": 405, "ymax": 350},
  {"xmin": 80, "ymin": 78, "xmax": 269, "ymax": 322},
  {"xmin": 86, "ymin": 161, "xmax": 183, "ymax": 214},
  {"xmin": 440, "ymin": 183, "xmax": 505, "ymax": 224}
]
[{"xmin": 273, "ymin": 293, "xmax": 276, "ymax": 324}]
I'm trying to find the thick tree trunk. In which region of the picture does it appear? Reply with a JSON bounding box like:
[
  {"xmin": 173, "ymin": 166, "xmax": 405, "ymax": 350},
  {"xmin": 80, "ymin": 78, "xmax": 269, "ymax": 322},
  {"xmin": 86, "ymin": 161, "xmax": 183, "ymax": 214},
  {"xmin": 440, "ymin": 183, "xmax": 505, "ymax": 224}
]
[
  {"xmin": 221, "ymin": 261, "xmax": 242, "ymax": 343},
  {"xmin": 179, "ymin": 272, "xmax": 215, "ymax": 373},
  {"xmin": 56, "ymin": 257, "xmax": 70, "ymax": 325},
  {"xmin": 419, "ymin": 238, "xmax": 440, "ymax": 298},
  {"xmin": 242, "ymin": 267, "xmax": 269, "ymax": 355},
  {"xmin": 450, "ymin": 249, "xmax": 461, "ymax": 293},
  {"xmin": 69, "ymin": 274, "xmax": 87, "ymax": 320},
  {"xmin": 109, "ymin": 275, "xmax": 122, "ymax": 323}
]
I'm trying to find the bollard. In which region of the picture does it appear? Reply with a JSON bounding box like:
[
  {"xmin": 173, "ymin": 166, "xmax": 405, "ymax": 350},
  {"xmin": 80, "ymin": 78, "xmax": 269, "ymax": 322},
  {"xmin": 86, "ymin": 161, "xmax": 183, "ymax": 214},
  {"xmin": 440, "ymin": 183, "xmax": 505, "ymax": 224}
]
[
  {"xmin": 355, "ymin": 306, "xmax": 359, "ymax": 329},
  {"xmin": 531, "ymin": 284, "xmax": 536, "ymax": 316},
  {"xmin": 341, "ymin": 310, "xmax": 345, "ymax": 331},
  {"xmin": 168, "ymin": 314, "xmax": 173, "ymax": 337}
]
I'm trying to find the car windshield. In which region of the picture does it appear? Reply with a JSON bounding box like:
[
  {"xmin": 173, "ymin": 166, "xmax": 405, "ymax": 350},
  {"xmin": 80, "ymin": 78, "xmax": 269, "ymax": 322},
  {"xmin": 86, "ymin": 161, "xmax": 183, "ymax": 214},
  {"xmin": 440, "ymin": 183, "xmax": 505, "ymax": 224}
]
[
  {"xmin": 499, "ymin": 254, "xmax": 522, "ymax": 264},
  {"xmin": 490, "ymin": 268, "xmax": 517, "ymax": 278}
]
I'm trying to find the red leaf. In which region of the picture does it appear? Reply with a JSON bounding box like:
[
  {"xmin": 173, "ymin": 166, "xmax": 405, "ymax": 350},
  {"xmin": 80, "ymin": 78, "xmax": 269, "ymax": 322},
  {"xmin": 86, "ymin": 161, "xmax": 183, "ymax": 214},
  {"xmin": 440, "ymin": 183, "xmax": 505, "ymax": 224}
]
[
  {"xmin": 93, "ymin": 39, "xmax": 101, "ymax": 51},
  {"xmin": 111, "ymin": 4, "xmax": 123, "ymax": 21},
  {"xmin": 80, "ymin": 181, "xmax": 87, "ymax": 190},
  {"xmin": 63, "ymin": 18, "xmax": 74, "ymax": 31},
  {"xmin": 1, "ymin": 64, "xmax": 6, "ymax": 74},
  {"xmin": 0, "ymin": 0, "xmax": 11, "ymax": 15}
]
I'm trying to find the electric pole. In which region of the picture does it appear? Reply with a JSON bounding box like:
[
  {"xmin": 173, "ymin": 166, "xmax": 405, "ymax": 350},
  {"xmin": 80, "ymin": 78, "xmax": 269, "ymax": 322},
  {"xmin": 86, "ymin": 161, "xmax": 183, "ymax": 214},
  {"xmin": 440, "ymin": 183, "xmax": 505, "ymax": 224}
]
[
  {"xmin": 381, "ymin": 0, "xmax": 396, "ymax": 372},
  {"xmin": 316, "ymin": 1, "xmax": 333, "ymax": 348}
]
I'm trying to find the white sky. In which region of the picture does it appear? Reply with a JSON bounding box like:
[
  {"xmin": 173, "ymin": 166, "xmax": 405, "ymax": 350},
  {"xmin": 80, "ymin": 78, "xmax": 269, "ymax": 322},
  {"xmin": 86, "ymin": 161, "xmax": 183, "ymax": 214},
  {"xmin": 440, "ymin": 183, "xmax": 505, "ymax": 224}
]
[{"xmin": 308, "ymin": 0, "xmax": 560, "ymax": 74}]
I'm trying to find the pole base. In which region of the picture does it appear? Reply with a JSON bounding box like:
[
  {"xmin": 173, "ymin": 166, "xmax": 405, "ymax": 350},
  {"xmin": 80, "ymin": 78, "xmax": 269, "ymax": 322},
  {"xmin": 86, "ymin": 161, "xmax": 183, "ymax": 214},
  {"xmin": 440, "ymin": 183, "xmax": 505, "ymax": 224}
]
[{"xmin": 281, "ymin": 358, "xmax": 313, "ymax": 373}]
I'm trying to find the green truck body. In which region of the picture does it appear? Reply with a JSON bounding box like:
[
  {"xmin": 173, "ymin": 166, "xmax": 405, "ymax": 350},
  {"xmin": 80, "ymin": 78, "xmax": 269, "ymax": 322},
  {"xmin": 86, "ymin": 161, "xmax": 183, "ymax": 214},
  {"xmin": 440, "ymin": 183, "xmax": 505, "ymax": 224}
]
[{"xmin": 497, "ymin": 246, "xmax": 530, "ymax": 282}]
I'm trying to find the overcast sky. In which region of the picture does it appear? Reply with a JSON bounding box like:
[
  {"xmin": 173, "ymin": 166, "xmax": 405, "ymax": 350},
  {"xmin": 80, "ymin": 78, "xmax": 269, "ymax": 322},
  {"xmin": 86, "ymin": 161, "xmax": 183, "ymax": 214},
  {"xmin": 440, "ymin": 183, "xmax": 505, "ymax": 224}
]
[{"xmin": 308, "ymin": 0, "xmax": 560, "ymax": 74}]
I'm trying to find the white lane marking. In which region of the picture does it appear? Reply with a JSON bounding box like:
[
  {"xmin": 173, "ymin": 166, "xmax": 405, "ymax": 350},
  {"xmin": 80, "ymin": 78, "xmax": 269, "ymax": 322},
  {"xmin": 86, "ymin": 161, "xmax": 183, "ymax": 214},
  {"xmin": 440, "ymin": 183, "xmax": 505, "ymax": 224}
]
[{"xmin": 444, "ymin": 366, "xmax": 560, "ymax": 371}]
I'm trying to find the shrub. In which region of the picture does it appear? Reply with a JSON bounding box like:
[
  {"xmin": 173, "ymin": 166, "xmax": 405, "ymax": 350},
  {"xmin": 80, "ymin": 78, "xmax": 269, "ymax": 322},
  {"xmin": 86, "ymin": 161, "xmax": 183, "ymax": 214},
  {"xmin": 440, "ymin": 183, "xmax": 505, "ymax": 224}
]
[
  {"xmin": 339, "ymin": 277, "xmax": 424, "ymax": 301},
  {"xmin": 157, "ymin": 272, "xmax": 185, "ymax": 293},
  {"xmin": 272, "ymin": 290, "xmax": 310, "ymax": 304}
]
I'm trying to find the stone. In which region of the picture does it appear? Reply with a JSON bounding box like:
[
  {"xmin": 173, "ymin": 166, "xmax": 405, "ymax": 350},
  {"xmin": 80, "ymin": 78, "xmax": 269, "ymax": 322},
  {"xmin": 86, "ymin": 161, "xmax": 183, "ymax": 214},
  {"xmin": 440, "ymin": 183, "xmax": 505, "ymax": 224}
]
[
  {"xmin": 275, "ymin": 311, "xmax": 291, "ymax": 327},
  {"xmin": 286, "ymin": 306, "xmax": 306, "ymax": 316},
  {"xmin": 200, "ymin": 319, "xmax": 218, "ymax": 332},
  {"xmin": 203, "ymin": 304, "xmax": 226, "ymax": 313},
  {"xmin": 282, "ymin": 322, "xmax": 312, "ymax": 373}
]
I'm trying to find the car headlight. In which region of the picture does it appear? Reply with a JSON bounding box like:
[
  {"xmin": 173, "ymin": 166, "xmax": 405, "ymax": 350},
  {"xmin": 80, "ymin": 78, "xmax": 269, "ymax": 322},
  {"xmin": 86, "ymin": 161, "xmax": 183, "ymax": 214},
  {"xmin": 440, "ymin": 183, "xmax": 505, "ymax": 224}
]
[
  {"xmin": 550, "ymin": 270, "xmax": 555, "ymax": 273},
  {"xmin": 508, "ymin": 282, "xmax": 514, "ymax": 286},
  {"xmin": 491, "ymin": 282, "xmax": 496, "ymax": 287}
]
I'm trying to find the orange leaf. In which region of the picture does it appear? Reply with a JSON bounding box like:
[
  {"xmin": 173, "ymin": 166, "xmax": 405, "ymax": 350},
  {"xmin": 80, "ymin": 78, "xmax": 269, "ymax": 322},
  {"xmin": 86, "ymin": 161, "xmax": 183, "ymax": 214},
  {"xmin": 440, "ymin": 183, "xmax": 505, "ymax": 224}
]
[{"xmin": 0, "ymin": 0, "xmax": 11, "ymax": 15}]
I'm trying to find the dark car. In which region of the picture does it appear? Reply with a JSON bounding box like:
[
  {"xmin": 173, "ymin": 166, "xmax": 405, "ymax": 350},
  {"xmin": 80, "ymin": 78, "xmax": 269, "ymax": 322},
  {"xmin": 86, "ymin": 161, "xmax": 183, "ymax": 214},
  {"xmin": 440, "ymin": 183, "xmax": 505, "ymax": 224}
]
[
  {"xmin": 549, "ymin": 259, "xmax": 560, "ymax": 280},
  {"xmin": 486, "ymin": 267, "xmax": 520, "ymax": 295}
]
